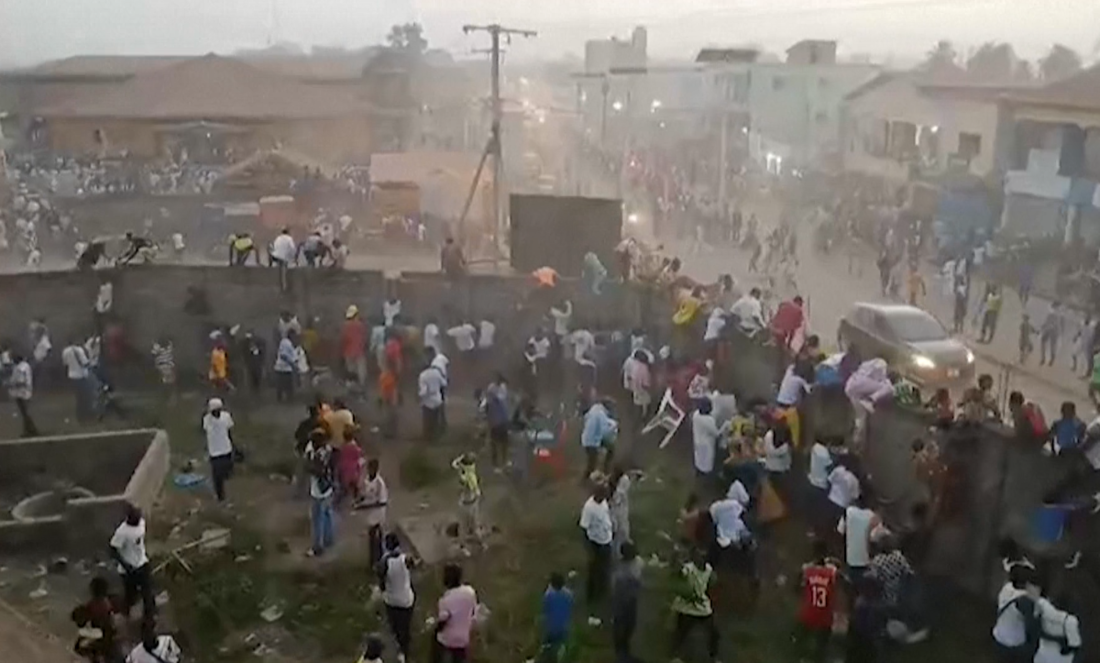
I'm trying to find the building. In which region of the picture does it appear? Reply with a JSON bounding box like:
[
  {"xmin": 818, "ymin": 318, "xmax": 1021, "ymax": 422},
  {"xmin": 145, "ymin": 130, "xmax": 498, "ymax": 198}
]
[
  {"xmin": 746, "ymin": 40, "xmax": 880, "ymax": 167},
  {"xmin": 841, "ymin": 72, "xmax": 1021, "ymax": 184},
  {"xmin": 584, "ymin": 27, "xmax": 647, "ymax": 76},
  {"xmin": 1001, "ymin": 65, "xmax": 1100, "ymax": 241},
  {"xmin": 33, "ymin": 54, "xmax": 387, "ymax": 163}
]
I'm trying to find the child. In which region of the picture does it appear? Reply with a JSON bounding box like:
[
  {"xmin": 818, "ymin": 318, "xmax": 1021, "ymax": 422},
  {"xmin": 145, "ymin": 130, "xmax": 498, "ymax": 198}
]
[
  {"xmin": 798, "ymin": 540, "xmax": 840, "ymax": 663},
  {"xmin": 358, "ymin": 458, "xmax": 388, "ymax": 568},
  {"xmin": 1018, "ymin": 314, "xmax": 1036, "ymax": 364},
  {"xmin": 356, "ymin": 633, "xmax": 384, "ymax": 663},
  {"xmin": 1050, "ymin": 401, "xmax": 1086, "ymax": 456},
  {"xmin": 925, "ymin": 387, "xmax": 954, "ymax": 430},
  {"xmin": 336, "ymin": 428, "xmax": 364, "ymax": 505},
  {"xmin": 541, "ymin": 572, "xmax": 574, "ymax": 661},
  {"xmin": 452, "ymin": 453, "xmax": 482, "ymax": 543}
]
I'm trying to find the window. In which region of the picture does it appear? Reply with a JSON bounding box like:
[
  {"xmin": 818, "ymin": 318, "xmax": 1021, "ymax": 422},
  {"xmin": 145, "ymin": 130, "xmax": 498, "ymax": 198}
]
[
  {"xmin": 772, "ymin": 76, "xmax": 786, "ymax": 91},
  {"xmin": 958, "ymin": 133, "xmax": 982, "ymax": 159},
  {"xmin": 887, "ymin": 311, "xmax": 948, "ymax": 343}
]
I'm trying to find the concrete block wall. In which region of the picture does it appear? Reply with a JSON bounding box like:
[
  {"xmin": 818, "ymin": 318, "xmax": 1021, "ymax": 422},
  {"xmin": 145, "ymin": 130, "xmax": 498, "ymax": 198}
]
[{"xmin": 0, "ymin": 266, "xmax": 653, "ymax": 375}]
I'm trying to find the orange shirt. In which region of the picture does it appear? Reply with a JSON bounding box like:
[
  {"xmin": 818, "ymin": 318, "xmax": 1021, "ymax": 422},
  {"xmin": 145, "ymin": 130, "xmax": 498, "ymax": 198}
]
[{"xmin": 379, "ymin": 369, "xmax": 398, "ymax": 405}]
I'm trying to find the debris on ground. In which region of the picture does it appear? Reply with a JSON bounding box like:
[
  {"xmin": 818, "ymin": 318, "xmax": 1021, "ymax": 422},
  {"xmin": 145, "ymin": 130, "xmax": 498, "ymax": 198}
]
[
  {"xmin": 260, "ymin": 604, "xmax": 284, "ymax": 623},
  {"xmin": 155, "ymin": 591, "xmax": 170, "ymax": 606},
  {"xmin": 28, "ymin": 584, "xmax": 48, "ymax": 599},
  {"xmin": 47, "ymin": 557, "xmax": 68, "ymax": 574},
  {"xmin": 200, "ymin": 528, "xmax": 231, "ymax": 550}
]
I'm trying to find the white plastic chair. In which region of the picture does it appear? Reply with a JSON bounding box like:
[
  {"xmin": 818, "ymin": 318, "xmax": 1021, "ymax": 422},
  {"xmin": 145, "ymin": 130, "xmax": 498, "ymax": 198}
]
[{"xmin": 642, "ymin": 388, "xmax": 686, "ymax": 449}]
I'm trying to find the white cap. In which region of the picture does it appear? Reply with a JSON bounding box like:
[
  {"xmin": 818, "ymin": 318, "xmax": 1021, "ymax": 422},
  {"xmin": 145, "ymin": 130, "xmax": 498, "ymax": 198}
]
[{"xmin": 208, "ymin": 398, "xmax": 224, "ymax": 411}]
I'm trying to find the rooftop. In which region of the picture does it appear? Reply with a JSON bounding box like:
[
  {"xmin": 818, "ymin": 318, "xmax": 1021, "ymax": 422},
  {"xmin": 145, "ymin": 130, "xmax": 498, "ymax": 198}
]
[
  {"xmin": 36, "ymin": 54, "xmax": 382, "ymax": 120},
  {"xmin": 1006, "ymin": 63, "xmax": 1100, "ymax": 112}
]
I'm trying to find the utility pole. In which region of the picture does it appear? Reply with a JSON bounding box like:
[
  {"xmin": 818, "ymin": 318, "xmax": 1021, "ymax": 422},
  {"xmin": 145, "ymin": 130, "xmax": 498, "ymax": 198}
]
[{"xmin": 463, "ymin": 23, "xmax": 536, "ymax": 253}]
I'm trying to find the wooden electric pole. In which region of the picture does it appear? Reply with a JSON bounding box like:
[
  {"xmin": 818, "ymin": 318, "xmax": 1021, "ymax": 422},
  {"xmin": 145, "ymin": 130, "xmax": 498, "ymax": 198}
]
[{"xmin": 462, "ymin": 23, "xmax": 536, "ymax": 253}]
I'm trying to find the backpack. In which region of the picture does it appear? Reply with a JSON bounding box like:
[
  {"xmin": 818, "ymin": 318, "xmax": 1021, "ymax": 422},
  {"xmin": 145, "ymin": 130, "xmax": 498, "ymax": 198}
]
[{"xmin": 1023, "ymin": 404, "xmax": 1047, "ymax": 439}]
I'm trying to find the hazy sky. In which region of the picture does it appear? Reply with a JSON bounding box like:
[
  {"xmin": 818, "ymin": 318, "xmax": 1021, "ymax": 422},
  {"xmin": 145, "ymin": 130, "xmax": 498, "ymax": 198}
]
[{"xmin": 1, "ymin": 0, "xmax": 1096, "ymax": 67}]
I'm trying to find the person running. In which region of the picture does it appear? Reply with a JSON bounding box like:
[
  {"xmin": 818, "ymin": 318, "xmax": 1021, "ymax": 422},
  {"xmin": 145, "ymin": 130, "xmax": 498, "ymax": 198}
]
[
  {"xmin": 109, "ymin": 504, "xmax": 155, "ymax": 619},
  {"xmin": 377, "ymin": 534, "xmax": 415, "ymax": 663},
  {"xmin": 670, "ymin": 548, "xmax": 720, "ymax": 663},
  {"xmin": 201, "ymin": 398, "xmax": 234, "ymax": 503},
  {"xmin": 541, "ymin": 572, "xmax": 574, "ymax": 661},
  {"xmin": 579, "ymin": 483, "xmax": 613, "ymax": 623},
  {"xmin": 979, "ymin": 286, "xmax": 1003, "ymax": 344},
  {"xmin": 798, "ymin": 540, "xmax": 840, "ymax": 663},
  {"xmin": 433, "ymin": 563, "xmax": 477, "ymax": 663}
]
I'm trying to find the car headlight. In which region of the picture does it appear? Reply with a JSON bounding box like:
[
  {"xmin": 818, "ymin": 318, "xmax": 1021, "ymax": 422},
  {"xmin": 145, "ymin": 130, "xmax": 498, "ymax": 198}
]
[
  {"xmin": 965, "ymin": 349, "xmax": 975, "ymax": 364},
  {"xmin": 912, "ymin": 354, "xmax": 936, "ymax": 370}
]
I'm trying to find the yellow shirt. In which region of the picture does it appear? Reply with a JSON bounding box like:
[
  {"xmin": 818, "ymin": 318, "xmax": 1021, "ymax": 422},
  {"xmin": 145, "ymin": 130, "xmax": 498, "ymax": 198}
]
[
  {"xmin": 324, "ymin": 409, "xmax": 354, "ymax": 445},
  {"xmin": 209, "ymin": 348, "xmax": 227, "ymax": 380}
]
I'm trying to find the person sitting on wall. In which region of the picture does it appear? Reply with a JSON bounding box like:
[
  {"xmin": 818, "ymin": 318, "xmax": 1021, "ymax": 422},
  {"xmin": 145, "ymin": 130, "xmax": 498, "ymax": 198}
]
[
  {"xmin": 117, "ymin": 231, "xmax": 156, "ymax": 266},
  {"xmin": 77, "ymin": 239, "xmax": 108, "ymax": 271},
  {"xmin": 228, "ymin": 232, "xmax": 259, "ymax": 266}
]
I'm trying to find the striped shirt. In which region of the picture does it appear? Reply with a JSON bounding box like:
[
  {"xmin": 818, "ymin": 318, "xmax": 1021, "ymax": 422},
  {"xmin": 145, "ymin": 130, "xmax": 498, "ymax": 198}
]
[{"xmin": 152, "ymin": 343, "xmax": 175, "ymax": 371}]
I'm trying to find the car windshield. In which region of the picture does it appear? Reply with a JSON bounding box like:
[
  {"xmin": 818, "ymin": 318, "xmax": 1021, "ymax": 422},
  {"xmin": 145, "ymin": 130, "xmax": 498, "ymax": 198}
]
[{"xmin": 886, "ymin": 311, "xmax": 947, "ymax": 342}]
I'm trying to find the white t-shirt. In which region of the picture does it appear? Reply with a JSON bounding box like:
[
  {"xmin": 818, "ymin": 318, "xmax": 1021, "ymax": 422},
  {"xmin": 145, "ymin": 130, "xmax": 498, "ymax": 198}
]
[
  {"xmin": 762, "ymin": 430, "xmax": 792, "ymax": 472},
  {"xmin": 550, "ymin": 301, "xmax": 572, "ymax": 336},
  {"xmin": 383, "ymin": 299, "xmax": 402, "ymax": 326},
  {"xmin": 271, "ymin": 233, "xmax": 296, "ymax": 263},
  {"xmin": 529, "ymin": 336, "xmax": 551, "ymax": 360},
  {"xmin": 579, "ymin": 497, "xmax": 613, "ymax": 545},
  {"xmin": 424, "ymin": 324, "xmax": 442, "ymax": 353},
  {"xmin": 61, "ymin": 344, "xmax": 90, "ymax": 380},
  {"xmin": 729, "ymin": 295, "xmax": 763, "ymax": 329},
  {"xmin": 571, "ymin": 329, "xmax": 596, "ymax": 366},
  {"xmin": 381, "ymin": 552, "xmax": 415, "ymax": 608},
  {"xmin": 776, "ymin": 368, "xmax": 810, "ymax": 406},
  {"xmin": 431, "ymin": 353, "xmax": 450, "ymax": 380},
  {"xmin": 704, "ymin": 310, "xmax": 727, "ymax": 341},
  {"xmin": 827, "ymin": 466, "xmax": 860, "ymax": 508},
  {"xmin": 110, "ymin": 519, "xmax": 149, "ymax": 569},
  {"xmin": 126, "ymin": 635, "xmax": 181, "ymax": 663},
  {"xmin": 95, "ymin": 283, "xmax": 113, "ymax": 314},
  {"xmin": 202, "ymin": 411, "xmax": 234, "ymax": 458},
  {"xmin": 361, "ymin": 474, "xmax": 388, "ymax": 526},
  {"xmin": 692, "ymin": 412, "xmax": 720, "ymax": 473},
  {"xmin": 838, "ymin": 505, "xmax": 875, "ymax": 567},
  {"xmin": 447, "ymin": 324, "xmax": 477, "ymax": 353},
  {"xmin": 808, "ymin": 443, "xmax": 832, "ymax": 489},
  {"xmin": 992, "ymin": 583, "xmax": 1032, "ymax": 647},
  {"xmin": 418, "ymin": 367, "xmax": 446, "ymax": 409},
  {"xmin": 478, "ymin": 320, "xmax": 496, "ymax": 349},
  {"xmin": 710, "ymin": 498, "xmax": 747, "ymax": 547},
  {"xmin": 1035, "ymin": 598, "xmax": 1081, "ymax": 663}
]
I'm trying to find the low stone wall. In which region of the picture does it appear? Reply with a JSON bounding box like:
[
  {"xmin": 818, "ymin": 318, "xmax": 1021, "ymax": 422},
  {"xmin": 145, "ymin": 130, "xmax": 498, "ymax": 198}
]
[{"xmin": 0, "ymin": 429, "xmax": 169, "ymax": 554}]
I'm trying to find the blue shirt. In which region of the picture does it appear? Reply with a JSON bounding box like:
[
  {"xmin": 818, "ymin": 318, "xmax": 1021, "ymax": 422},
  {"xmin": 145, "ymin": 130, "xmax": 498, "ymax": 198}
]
[
  {"xmin": 542, "ymin": 587, "xmax": 574, "ymax": 640},
  {"xmin": 581, "ymin": 403, "xmax": 617, "ymax": 449},
  {"xmin": 1053, "ymin": 417, "xmax": 1085, "ymax": 451}
]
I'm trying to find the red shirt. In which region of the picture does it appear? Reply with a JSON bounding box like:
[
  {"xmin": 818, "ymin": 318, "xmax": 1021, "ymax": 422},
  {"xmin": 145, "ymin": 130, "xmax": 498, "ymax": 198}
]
[
  {"xmin": 799, "ymin": 563, "xmax": 838, "ymax": 629},
  {"xmin": 340, "ymin": 319, "xmax": 366, "ymax": 359},
  {"xmin": 771, "ymin": 301, "xmax": 804, "ymax": 337},
  {"xmin": 384, "ymin": 337, "xmax": 403, "ymax": 374}
]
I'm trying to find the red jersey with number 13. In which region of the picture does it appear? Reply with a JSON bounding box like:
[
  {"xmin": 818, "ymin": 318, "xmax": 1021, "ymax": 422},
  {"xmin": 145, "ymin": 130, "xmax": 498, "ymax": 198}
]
[{"xmin": 799, "ymin": 563, "xmax": 838, "ymax": 629}]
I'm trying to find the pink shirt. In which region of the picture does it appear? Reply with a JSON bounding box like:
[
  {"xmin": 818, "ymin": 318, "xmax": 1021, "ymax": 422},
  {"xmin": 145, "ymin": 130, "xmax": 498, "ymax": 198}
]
[{"xmin": 436, "ymin": 585, "xmax": 477, "ymax": 649}]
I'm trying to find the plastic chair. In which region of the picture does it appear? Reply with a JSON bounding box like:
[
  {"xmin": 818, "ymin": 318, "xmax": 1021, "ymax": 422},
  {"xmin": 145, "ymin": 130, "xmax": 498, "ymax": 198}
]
[{"xmin": 642, "ymin": 388, "xmax": 686, "ymax": 449}]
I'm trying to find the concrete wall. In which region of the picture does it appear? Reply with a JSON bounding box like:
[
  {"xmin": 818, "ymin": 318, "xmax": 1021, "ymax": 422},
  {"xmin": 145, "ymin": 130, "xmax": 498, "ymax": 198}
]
[
  {"xmin": 0, "ymin": 266, "xmax": 654, "ymax": 375},
  {"xmin": 0, "ymin": 429, "xmax": 169, "ymax": 554}
]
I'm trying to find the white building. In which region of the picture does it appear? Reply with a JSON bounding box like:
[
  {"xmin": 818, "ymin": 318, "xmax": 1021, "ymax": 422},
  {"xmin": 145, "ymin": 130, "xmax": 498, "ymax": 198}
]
[
  {"xmin": 747, "ymin": 40, "xmax": 880, "ymax": 167},
  {"xmin": 841, "ymin": 72, "xmax": 1017, "ymax": 184}
]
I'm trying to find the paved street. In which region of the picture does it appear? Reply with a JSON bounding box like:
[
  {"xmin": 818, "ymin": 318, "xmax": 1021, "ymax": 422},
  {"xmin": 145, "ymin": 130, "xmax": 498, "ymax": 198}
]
[{"xmin": 674, "ymin": 225, "xmax": 1085, "ymax": 416}]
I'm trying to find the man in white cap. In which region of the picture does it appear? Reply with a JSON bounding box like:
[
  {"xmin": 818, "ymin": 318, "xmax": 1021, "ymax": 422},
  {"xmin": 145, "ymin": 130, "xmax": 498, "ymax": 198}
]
[
  {"xmin": 340, "ymin": 304, "xmax": 368, "ymax": 395},
  {"xmin": 202, "ymin": 398, "xmax": 235, "ymax": 503}
]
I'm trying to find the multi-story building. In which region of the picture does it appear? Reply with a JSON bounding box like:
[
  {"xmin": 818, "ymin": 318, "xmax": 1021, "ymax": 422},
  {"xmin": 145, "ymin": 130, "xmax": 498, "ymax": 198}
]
[
  {"xmin": 747, "ymin": 40, "xmax": 880, "ymax": 168},
  {"xmin": 1000, "ymin": 65, "xmax": 1100, "ymax": 241}
]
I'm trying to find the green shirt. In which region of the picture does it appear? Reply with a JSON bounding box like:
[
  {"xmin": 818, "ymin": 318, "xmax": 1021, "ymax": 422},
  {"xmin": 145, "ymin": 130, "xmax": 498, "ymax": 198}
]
[{"xmin": 671, "ymin": 562, "xmax": 713, "ymax": 617}]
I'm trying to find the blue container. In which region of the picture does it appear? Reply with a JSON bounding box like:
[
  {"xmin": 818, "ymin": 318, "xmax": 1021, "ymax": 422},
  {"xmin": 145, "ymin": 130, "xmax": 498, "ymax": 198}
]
[{"xmin": 1032, "ymin": 505, "xmax": 1069, "ymax": 543}]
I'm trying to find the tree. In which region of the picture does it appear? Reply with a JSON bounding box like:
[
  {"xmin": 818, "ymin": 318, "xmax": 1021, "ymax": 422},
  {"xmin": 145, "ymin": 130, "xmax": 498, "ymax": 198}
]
[
  {"xmin": 966, "ymin": 42, "xmax": 1017, "ymax": 81},
  {"xmin": 922, "ymin": 40, "xmax": 959, "ymax": 71},
  {"xmin": 1013, "ymin": 59, "xmax": 1035, "ymax": 83},
  {"xmin": 1039, "ymin": 44, "xmax": 1083, "ymax": 81},
  {"xmin": 386, "ymin": 23, "xmax": 428, "ymax": 55}
]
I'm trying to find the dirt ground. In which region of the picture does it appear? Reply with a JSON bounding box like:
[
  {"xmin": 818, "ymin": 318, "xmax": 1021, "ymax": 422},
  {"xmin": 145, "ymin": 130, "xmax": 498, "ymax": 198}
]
[{"xmin": 0, "ymin": 373, "xmax": 1002, "ymax": 663}]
